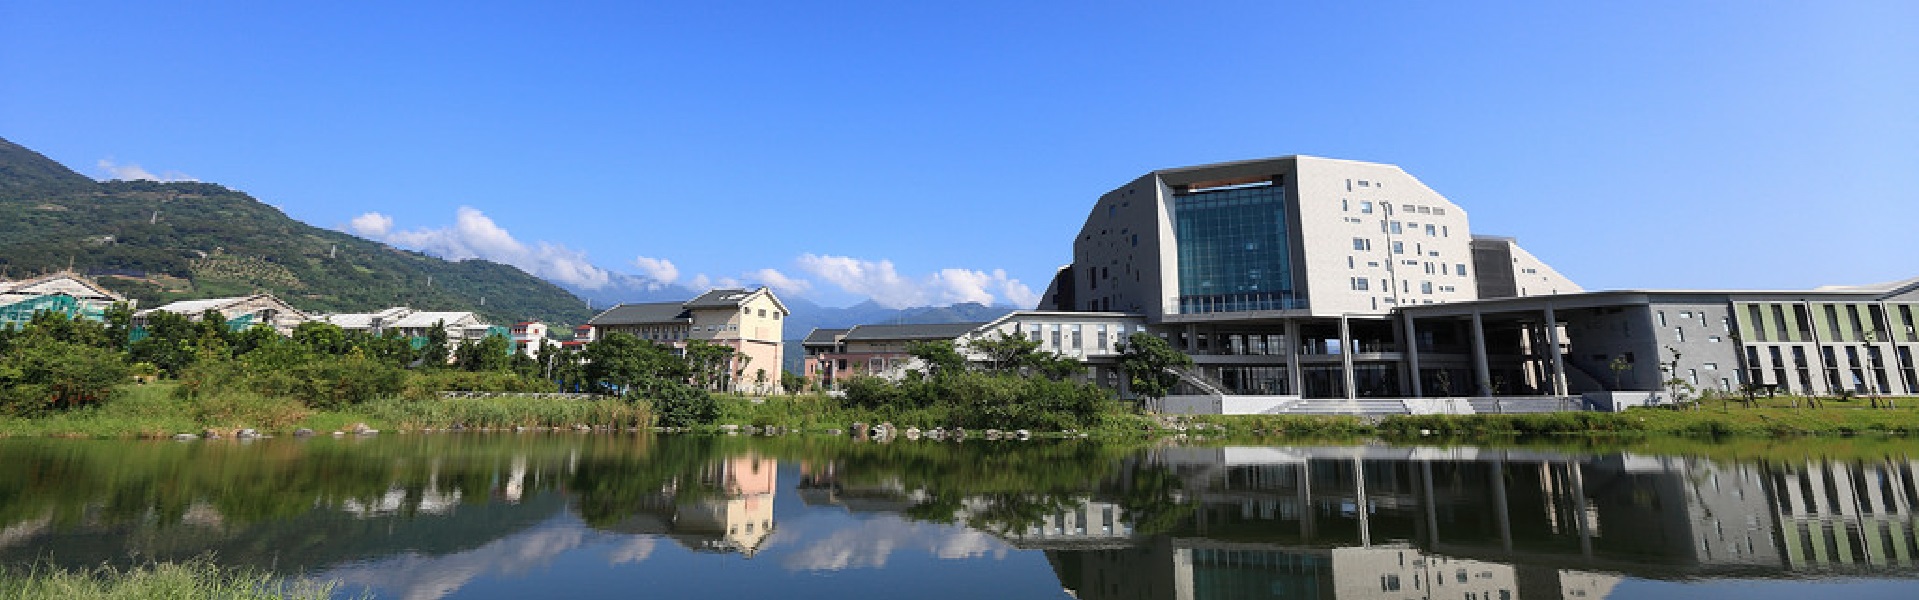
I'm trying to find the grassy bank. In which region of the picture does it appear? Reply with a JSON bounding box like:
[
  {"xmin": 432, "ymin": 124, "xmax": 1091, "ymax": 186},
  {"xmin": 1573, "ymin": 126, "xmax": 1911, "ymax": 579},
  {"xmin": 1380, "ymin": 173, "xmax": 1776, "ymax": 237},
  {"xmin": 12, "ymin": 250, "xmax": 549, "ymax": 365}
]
[
  {"xmin": 9, "ymin": 382, "xmax": 1919, "ymax": 441},
  {"xmin": 0, "ymin": 383, "xmax": 651, "ymax": 438},
  {"xmin": 714, "ymin": 392, "xmax": 1163, "ymax": 437},
  {"xmin": 0, "ymin": 559, "xmax": 346, "ymax": 600},
  {"xmin": 1377, "ymin": 405, "xmax": 1919, "ymax": 437}
]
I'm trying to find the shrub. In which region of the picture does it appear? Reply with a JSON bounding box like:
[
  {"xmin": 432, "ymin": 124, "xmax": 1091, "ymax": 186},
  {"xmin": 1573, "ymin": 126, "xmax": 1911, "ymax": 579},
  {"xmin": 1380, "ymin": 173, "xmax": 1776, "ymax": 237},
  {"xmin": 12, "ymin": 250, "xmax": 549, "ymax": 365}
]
[{"xmin": 649, "ymin": 382, "xmax": 718, "ymax": 428}]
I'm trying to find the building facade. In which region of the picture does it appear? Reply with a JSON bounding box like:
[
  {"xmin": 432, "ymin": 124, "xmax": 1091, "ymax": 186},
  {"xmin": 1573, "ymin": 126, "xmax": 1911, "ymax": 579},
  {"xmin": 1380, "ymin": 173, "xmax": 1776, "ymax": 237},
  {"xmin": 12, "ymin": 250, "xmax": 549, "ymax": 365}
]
[
  {"xmin": 802, "ymin": 311, "xmax": 1148, "ymax": 389},
  {"xmin": 1040, "ymin": 156, "xmax": 1577, "ymax": 400},
  {"xmin": 588, "ymin": 288, "xmax": 788, "ymax": 393},
  {"xmin": 135, "ymin": 293, "xmax": 310, "ymax": 335},
  {"xmin": 0, "ymin": 271, "xmax": 130, "ymax": 326}
]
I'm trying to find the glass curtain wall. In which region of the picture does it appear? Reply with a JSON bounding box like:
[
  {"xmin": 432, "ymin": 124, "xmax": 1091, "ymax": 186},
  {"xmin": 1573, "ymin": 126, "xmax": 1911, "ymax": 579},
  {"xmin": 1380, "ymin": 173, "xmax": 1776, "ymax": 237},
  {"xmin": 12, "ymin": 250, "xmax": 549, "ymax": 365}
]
[{"xmin": 1174, "ymin": 183, "xmax": 1303, "ymax": 313}]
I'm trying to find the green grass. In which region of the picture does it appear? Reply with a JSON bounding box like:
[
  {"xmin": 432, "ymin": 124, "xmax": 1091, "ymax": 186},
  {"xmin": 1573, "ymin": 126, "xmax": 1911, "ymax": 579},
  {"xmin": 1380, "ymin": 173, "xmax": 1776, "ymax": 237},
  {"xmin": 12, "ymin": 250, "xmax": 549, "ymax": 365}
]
[
  {"xmin": 0, "ymin": 382, "xmax": 647, "ymax": 437},
  {"xmin": 711, "ymin": 393, "xmax": 1163, "ymax": 437},
  {"xmin": 0, "ymin": 558, "xmax": 350, "ymax": 600}
]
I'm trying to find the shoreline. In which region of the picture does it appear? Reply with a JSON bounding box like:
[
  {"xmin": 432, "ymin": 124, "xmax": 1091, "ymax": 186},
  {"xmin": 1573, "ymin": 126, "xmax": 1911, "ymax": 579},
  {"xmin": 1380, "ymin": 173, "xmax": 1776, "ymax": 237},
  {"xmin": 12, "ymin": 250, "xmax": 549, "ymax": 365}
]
[{"xmin": 6, "ymin": 384, "xmax": 1919, "ymax": 441}]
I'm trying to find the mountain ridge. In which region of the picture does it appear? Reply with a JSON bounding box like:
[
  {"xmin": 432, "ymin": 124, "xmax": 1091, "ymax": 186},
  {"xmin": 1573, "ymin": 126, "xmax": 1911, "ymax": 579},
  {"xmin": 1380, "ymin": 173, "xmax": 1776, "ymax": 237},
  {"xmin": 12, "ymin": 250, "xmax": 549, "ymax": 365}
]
[{"xmin": 0, "ymin": 135, "xmax": 594, "ymax": 325}]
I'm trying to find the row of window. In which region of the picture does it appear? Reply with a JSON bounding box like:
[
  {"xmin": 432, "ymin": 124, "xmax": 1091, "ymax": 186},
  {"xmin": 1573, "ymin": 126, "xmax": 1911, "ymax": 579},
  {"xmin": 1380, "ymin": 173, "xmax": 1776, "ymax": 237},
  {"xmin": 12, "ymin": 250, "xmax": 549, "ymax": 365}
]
[
  {"xmin": 1340, "ymin": 196, "xmax": 1449, "ymax": 218},
  {"xmin": 1350, "ymin": 277, "xmax": 1449, "ymax": 295},
  {"xmin": 739, "ymin": 306, "xmax": 780, "ymax": 320}
]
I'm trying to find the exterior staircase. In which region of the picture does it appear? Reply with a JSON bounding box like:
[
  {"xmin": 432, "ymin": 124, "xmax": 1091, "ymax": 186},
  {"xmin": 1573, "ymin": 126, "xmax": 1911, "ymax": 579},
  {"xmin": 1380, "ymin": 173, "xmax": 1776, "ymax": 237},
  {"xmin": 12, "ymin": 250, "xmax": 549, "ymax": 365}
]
[{"xmin": 1169, "ymin": 366, "xmax": 1231, "ymax": 396}]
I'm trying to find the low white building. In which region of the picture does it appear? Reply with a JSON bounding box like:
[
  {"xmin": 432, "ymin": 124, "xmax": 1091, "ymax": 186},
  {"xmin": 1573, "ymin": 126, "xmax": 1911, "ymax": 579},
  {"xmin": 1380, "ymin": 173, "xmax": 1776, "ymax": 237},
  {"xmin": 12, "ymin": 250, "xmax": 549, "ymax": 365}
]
[{"xmin": 135, "ymin": 293, "xmax": 309, "ymax": 335}]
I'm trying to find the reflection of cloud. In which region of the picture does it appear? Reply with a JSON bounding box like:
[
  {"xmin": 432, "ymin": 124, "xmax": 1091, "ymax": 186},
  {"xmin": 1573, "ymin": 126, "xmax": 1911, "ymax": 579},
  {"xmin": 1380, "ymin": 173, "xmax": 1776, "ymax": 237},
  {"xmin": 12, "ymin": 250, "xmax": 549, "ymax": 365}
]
[
  {"xmin": 320, "ymin": 524, "xmax": 590, "ymax": 600},
  {"xmin": 607, "ymin": 537, "xmax": 658, "ymax": 565},
  {"xmin": 778, "ymin": 515, "xmax": 1009, "ymax": 572}
]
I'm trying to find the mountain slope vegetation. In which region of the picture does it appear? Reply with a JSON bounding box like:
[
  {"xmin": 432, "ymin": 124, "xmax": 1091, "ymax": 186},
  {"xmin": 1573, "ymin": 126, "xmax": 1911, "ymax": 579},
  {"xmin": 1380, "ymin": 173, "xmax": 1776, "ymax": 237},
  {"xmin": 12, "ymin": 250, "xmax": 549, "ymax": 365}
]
[{"xmin": 0, "ymin": 136, "xmax": 591, "ymax": 325}]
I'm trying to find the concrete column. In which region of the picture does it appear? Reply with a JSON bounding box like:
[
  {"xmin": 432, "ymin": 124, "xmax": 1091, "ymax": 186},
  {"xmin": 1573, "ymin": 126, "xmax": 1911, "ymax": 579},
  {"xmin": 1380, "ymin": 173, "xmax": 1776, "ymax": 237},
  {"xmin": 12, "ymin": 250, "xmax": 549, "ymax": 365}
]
[
  {"xmin": 1545, "ymin": 304, "xmax": 1568, "ymax": 396},
  {"xmin": 1421, "ymin": 461, "xmax": 1439, "ymax": 545},
  {"xmin": 1339, "ymin": 316, "xmax": 1357, "ymax": 400},
  {"xmin": 1184, "ymin": 324, "xmax": 1198, "ymax": 353},
  {"xmin": 1299, "ymin": 462, "xmax": 1315, "ymax": 541},
  {"xmin": 1354, "ymin": 457, "xmax": 1371, "ymax": 547},
  {"xmin": 1471, "ymin": 311, "xmax": 1493, "ymax": 397},
  {"xmin": 1570, "ymin": 462, "xmax": 1593, "ymax": 558},
  {"xmin": 1805, "ymin": 301, "xmax": 1832, "ymax": 395},
  {"xmin": 1284, "ymin": 320, "xmax": 1303, "ymax": 395},
  {"xmin": 1404, "ymin": 312, "xmax": 1424, "ymax": 398},
  {"xmin": 1492, "ymin": 459, "xmax": 1512, "ymax": 553}
]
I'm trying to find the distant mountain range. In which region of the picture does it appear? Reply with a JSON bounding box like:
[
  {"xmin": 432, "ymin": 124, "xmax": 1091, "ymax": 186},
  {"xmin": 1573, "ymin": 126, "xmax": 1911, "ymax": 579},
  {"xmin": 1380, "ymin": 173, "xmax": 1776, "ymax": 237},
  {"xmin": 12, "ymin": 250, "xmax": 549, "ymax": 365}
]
[{"xmin": 1, "ymin": 135, "xmax": 1017, "ymax": 338}]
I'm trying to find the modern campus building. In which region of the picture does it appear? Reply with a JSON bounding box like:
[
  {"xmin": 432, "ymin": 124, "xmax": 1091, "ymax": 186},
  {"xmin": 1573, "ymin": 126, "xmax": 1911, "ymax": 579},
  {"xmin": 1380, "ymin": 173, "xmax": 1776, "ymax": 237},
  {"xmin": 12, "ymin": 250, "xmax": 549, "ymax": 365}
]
[
  {"xmin": 1031, "ymin": 155, "xmax": 1916, "ymax": 411},
  {"xmin": 587, "ymin": 288, "xmax": 789, "ymax": 393}
]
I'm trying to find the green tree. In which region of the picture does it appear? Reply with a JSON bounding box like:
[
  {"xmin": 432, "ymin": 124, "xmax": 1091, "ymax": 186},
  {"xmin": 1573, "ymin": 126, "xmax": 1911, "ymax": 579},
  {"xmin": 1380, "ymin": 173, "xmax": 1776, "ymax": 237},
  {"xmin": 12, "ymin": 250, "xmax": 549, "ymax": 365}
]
[
  {"xmin": 907, "ymin": 340, "xmax": 967, "ymax": 379},
  {"xmin": 649, "ymin": 381, "xmax": 718, "ymax": 427},
  {"xmin": 1608, "ymin": 354, "xmax": 1632, "ymax": 389},
  {"xmin": 419, "ymin": 320, "xmax": 451, "ymax": 366},
  {"xmin": 683, "ymin": 340, "xmax": 736, "ymax": 391},
  {"xmin": 129, "ymin": 310, "xmax": 201, "ymax": 377},
  {"xmin": 1119, "ymin": 332, "xmax": 1191, "ymax": 411},
  {"xmin": 0, "ymin": 332, "xmax": 129, "ymax": 413},
  {"xmin": 966, "ymin": 331, "xmax": 1042, "ymax": 374},
  {"xmin": 292, "ymin": 321, "xmax": 352, "ymax": 355},
  {"xmin": 584, "ymin": 332, "xmax": 686, "ymax": 395},
  {"xmin": 455, "ymin": 333, "xmax": 513, "ymax": 372},
  {"xmin": 1660, "ymin": 346, "xmax": 1696, "ymax": 410},
  {"xmin": 779, "ymin": 370, "xmax": 805, "ymax": 395}
]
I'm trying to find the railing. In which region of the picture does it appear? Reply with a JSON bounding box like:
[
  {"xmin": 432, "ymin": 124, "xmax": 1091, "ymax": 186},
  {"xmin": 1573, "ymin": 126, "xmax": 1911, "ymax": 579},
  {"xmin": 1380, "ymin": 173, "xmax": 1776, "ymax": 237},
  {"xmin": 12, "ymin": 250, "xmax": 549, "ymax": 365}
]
[{"xmin": 1169, "ymin": 366, "xmax": 1231, "ymax": 396}]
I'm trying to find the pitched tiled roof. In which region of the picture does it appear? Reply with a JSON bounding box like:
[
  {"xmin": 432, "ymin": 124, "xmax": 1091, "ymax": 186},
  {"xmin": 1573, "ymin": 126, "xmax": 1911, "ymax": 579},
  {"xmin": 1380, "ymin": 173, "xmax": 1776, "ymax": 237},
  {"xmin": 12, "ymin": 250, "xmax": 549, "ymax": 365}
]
[
  {"xmin": 802, "ymin": 328, "xmax": 849, "ymax": 345},
  {"xmin": 684, "ymin": 288, "xmax": 754, "ymax": 308},
  {"xmin": 391, "ymin": 311, "xmax": 484, "ymax": 329},
  {"xmin": 589, "ymin": 302, "xmax": 691, "ymax": 326},
  {"xmin": 841, "ymin": 322, "xmax": 986, "ymax": 342},
  {"xmin": 138, "ymin": 296, "xmax": 248, "ymax": 316}
]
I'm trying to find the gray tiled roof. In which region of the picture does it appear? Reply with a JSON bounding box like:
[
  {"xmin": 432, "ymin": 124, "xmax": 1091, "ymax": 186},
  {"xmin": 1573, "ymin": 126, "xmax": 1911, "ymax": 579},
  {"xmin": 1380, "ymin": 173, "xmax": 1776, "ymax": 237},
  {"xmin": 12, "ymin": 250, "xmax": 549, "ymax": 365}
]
[
  {"xmin": 802, "ymin": 328, "xmax": 849, "ymax": 346},
  {"xmin": 841, "ymin": 322, "xmax": 985, "ymax": 342},
  {"xmin": 684, "ymin": 288, "xmax": 754, "ymax": 308},
  {"xmin": 588, "ymin": 302, "xmax": 691, "ymax": 326}
]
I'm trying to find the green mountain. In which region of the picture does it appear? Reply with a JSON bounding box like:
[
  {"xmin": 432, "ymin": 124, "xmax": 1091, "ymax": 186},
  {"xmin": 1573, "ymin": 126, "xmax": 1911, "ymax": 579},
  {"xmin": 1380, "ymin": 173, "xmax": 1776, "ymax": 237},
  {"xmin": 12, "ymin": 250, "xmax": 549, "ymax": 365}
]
[{"xmin": 0, "ymin": 136, "xmax": 592, "ymax": 326}]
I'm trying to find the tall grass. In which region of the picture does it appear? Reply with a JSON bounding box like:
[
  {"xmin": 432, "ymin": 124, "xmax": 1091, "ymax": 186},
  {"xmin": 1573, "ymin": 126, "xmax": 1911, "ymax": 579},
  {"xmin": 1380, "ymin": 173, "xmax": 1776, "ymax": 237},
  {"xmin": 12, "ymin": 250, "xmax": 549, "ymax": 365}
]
[
  {"xmin": 0, "ymin": 558, "xmax": 349, "ymax": 600},
  {"xmin": 360, "ymin": 395, "xmax": 649, "ymax": 429}
]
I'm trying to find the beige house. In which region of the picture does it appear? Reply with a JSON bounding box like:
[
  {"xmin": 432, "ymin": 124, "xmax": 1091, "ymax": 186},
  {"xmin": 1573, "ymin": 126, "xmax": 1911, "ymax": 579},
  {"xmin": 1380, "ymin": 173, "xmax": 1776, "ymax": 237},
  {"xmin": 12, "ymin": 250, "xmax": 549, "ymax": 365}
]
[
  {"xmin": 588, "ymin": 288, "xmax": 789, "ymax": 393},
  {"xmin": 135, "ymin": 293, "xmax": 310, "ymax": 335}
]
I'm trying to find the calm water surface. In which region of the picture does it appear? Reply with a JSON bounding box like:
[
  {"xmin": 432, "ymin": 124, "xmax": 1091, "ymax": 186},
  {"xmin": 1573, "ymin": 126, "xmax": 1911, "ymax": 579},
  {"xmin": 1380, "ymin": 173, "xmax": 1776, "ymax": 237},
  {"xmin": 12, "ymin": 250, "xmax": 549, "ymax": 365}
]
[{"xmin": 3, "ymin": 434, "xmax": 1917, "ymax": 599}]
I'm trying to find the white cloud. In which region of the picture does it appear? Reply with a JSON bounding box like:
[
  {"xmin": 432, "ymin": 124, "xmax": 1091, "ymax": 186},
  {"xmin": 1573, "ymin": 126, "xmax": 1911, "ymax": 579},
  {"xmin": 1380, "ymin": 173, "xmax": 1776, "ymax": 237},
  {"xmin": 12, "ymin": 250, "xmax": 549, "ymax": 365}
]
[
  {"xmin": 348, "ymin": 212, "xmax": 394, "ymax": 237},
  {"xmin": 632, "ymin": 256, "xmax": 680, "ymax": 287},
  {"xmin": 778, "ymin": 514, "xmax": 1008, "ymax": 572},
  {"xmin": 96, "ymin": 158, "xmax": 195, "ymax": 182},
  {"xmin": 747, "ymin": 268, "xmax": 812, "ymax": 296},
  {"xmin": 796, "ymin": 254, "xmax": 1039, "ymax": 309},
  {"xmin": 794, "ymin": 254, "xmax": 924, "ymax": 308},
  {"xmin": 356, "ymin": 206, "xmax": 613, "ymax": 290}
]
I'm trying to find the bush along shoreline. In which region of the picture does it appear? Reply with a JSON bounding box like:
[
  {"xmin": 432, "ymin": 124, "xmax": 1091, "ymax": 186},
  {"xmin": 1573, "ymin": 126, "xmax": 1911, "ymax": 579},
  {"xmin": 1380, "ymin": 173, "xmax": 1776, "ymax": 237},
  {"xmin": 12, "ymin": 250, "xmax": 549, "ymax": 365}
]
[{"xmin": 8, "ymin": 309, "xmax": 1919, "ymax": 440}]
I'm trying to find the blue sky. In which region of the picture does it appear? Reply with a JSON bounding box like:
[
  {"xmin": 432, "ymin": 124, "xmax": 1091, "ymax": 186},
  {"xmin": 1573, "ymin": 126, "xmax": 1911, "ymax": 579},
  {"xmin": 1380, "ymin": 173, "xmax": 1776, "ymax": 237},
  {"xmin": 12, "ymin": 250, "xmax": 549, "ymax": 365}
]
[{"xmin": 3, "ymin": 1, "xmax": 1915, "ymax": 307}]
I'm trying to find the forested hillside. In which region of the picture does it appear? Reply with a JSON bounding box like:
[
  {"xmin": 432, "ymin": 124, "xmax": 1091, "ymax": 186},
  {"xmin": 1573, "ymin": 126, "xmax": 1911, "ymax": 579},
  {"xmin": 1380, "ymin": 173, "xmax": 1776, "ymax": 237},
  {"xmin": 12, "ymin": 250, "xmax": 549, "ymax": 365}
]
[{"xmin": 0, "ymin": 136, "xmax": 591, "ymax": 325}]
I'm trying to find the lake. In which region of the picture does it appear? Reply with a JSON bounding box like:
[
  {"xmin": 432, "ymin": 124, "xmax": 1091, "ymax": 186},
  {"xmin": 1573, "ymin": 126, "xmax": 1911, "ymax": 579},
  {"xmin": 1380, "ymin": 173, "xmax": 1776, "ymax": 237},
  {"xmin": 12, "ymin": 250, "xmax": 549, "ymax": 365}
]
[{"xmin": 3, "ymin": 434, "xmax": 1917, "ymax": 599}]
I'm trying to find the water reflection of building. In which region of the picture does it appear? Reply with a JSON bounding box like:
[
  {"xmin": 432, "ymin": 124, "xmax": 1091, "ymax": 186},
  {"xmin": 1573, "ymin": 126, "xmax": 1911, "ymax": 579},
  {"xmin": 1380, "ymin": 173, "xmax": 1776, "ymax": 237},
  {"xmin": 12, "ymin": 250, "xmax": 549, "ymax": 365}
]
[
  {"xmin": 677, "ymin": 453, "xmax": 779, "ymax": 556},
  {"xmin": 1051, "ymin": 539, "xmax": 1620, "ymax": 600},
  {"xmin": 597, "ymin": 453, "xmax": 780, "ymax": 557},
  {"xmin": 1045, "ymin": 446, "xmax": 1919, "ymax": 600},
  {"xmin": 1768, "ymin": 457, "xmax": 1919, "ymax": 569}
]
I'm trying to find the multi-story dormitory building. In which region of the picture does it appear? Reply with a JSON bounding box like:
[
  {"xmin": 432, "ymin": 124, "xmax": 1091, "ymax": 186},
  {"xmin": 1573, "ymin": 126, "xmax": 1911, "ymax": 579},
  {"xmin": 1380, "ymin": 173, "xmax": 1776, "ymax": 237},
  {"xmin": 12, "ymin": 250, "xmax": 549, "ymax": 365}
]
[{"xmin": 1031, "ymin": 156, "xmax": 1916, "ymax": 409}]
